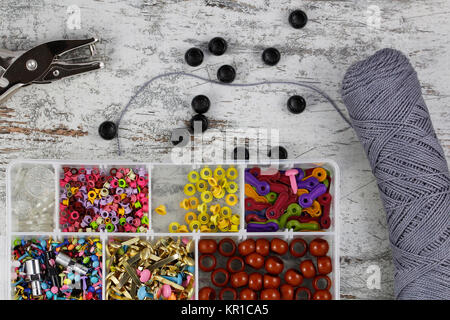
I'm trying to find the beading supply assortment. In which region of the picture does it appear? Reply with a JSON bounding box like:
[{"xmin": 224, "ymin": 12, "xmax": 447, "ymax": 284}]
[{"xmin": 5, "ymin": 160, "xmax": 339, "ymax": 300}]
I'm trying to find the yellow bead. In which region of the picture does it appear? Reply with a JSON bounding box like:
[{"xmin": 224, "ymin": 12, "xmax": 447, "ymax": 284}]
[
  {"xmin": 210, "ymin": 214, "xmax": 219, "ymax": 226},
  {"xmin": 213, "ymin": 166, "xmax": 225, "ymax": 180},
  {"xmin": 312, "ymin": 167, "xmax": 327, "ymax": 182},
  {"xmin": 218, "ymin": 177, "xmax": 228, "ymax": 188},
  {"xmin": 188, "ymin": 197, "xmax": 199, "ymax": 209},
  {"xmin": 180, "ymin": 198, "xmax": 190, "ymax": 210},
  {"xmin": 207, "ymin": 221, "xmax": 217, "ymax": 232},
  {"xmin": 184, "ymin": 212, "xmax": 197, "ymax": 224},
  {"xmin": 155, "ymin": 204, "xmax": 167, "ymax": 215},
  {"xmin": 196, "ymin": 180, "xmax": 207, "ymax": 192},
  {"xmin": 187, "ymin": 170, "xmax": 200, "ymax": 183},
  {"xmin": 200, "ymin": 167, "xmax": 212, "ymax": 180},
  {"xmin": 201, "ymin": 191, "xmax": 213, "ymax": 203},
  {"xmin": 198, "ymin": 212, "xmax": 210, "ymax": 224},
  {"xmin": 220, "ymin": 206, "xmax": 232, "ymax": 218},
  {"xmin": 218, "ymin": 218, "xmax": 230, "ymax": 231},
  {"xmin": 168, "ymin": 222, "xmax": 180, "ymax": 233},
  {"xmin": 210, "ymin": 204, "xmax": 221, "ymax": 215},
  {"xmin": 226, "ymin": 181, "xmax": 238, "ymax": 194},
  {"xmin": 230, "ymin": 214, "xmax": 240, "ymax": 225},
  {"xmin": 197, "ymin": 202, "xmax": 207, "ymax": 214},
  {"xmin": 200, "ymin": 225, "xmax": 211, "ymax": 233},
  {"xmin": 229, "ymin": 224, "xmax": 239, "ymax": 232},
  {"xmin": 189, "ymin": 220, "xmax": 201, "ymax": 231},
  {"xmin": 183, "ymin": 183, "xmax": 196, "ymax": 196},
  {"xmin": 207, "ymin": 177, "xmax": 218, "ymax": 187},
  {"xmin": 226, "ymin": 167, "xmax": 238, "ymax": 180},
  {"xmin": 178, "ymin": 225, "xmax": 189, "ymax": 233},
  {"xmin": 225, "ymin": 193, "xmax": 238, "ymax": 206}
]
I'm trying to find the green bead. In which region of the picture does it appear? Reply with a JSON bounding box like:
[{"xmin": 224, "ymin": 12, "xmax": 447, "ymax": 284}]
[
  {"xmin": 323, "ymin": 179, "xmax": 329, "ymax": 188},
  {"xmin": 90, "ymin": 221, "xmax": 98, "ymax": 230},
  {"xmin": 285, "ymin": 220, "xmax": 320, "ymax": 231},
  {"xmin": 135, "ymin": 201, "xmax": 142, "ymax": 209},
  {"xmin": 83, "ymin": 256, "xmax": 90, "ymax": 264},
  {"xmin": 141, "ymin": 216, "xmax": 149, "ymax": 225},
  {"xmin": 265, "ymin": 192, "xmax": 278, "ymax": 204},
  {"xmin": 106, "ymin": 223, "xmax": 114, "ymax": 232},
  {"xmin": 119, "ymin": 217, "xmax": 126, "ymax": 226}
]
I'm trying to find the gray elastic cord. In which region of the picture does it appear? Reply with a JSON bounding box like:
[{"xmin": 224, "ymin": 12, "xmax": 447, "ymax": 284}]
[{"xmin": 116, "ymin": 71, "xmax": 352, "ymax": 155}]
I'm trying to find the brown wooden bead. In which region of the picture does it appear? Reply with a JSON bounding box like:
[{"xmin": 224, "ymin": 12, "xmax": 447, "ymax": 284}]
[
  {"xmin": 299, "ymin": 259, "xmax": 316, "ymax": 279},
  {"xmin": 219, "ymin": 287, "xmax": 237, "ymax": 300},
  {"xmin": 245, "ymin": 252, "xmax": 264, "ymax": 269},
  {"xmin": 295, "ymin": 287, "xmax": 312, "ymax": 300},
  {"xmin": 317, "ymin": 256, "xmax": 333, "ymax": 275},
  {"xmin": 239, "ymin": 288, "xmax": 257, "ymax": 300},
  {"xmin": 238, "ymin": 239, "xmax": 256, "ymax": 256},
  {"xmin": 255, "ymin": 238, "xmax": 270, "ymax": 256},
  {"xmin": 260, "ymin": 288, "xmax": 280, "ymax": 300},
  {"xmin": 289, "ymin": 238, "xmax": 307, "ymax": 257},
  {"xmin": 284, "ymin": 268, "xmax": 303, "ymax": 286},
  {"xmin": 263, "ymin": 274, "xmax": 281, "ymax": 289},
  {"xmin": 312, "ymin": 275, "xmax": 332, "ymax": 291},
  {"xmin": 313, "ymin": 289, "xmax": 332, "ymax": 300},
  {"xmin": 226, "ymin": 256, "xmax": 245, "ymax": 273},
  {"xmin": 211, "ymin": 268, "xmax": 229, "ymax": 287},
  {"xmin": 270, "ymin": 238, "xmax": 288, "ymax": 255},
  {"xmin": 280, "ymin": 284, "xmax": 294, "ymax": 300},
  {"xmin": 218, "ymin": 238, "xmax": 236, "ymax": 257},
  {"xmin": 230, "ymin": 271, "xmax": 249, "ymax": 288},
  {"xmin": 264, "ymin": 256, "xmax": 284, "ymax": 275},
  {"xmin": 198, "ymin": 239, "xmax": 217, "ymax": 254},
  {"xmin": 309, "ymin": 238, "xmax": 329, "ymax": 257},
  {"xmin": 198, "ymin": 287, "xmax": 216, "ymax": 300},
  {"xmin": 199, "ymin": 254, "xmax": 216, "ymax": 272},
  {"xmin": 248, "ymin": 272, "xmax": 263, "ymax": 291}
]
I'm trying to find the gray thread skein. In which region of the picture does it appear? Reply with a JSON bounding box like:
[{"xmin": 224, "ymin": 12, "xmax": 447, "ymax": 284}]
[{"xmin": 342, "ymin": 48, "xmax": 450, "ymax": 299}]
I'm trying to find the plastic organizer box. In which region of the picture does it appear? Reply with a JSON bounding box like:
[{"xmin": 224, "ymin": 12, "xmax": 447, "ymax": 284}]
[{"xmin": 4, "ymin": 160, "xmax": 340, "ymax": 300}]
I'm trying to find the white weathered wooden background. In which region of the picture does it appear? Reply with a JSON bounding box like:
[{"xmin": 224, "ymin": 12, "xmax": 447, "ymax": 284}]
[{"xmin": 1, "ymin": 0, "xmax": 449, "ymax": 299}]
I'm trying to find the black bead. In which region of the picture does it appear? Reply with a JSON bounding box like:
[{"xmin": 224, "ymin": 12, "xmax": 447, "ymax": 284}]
[
  {"xmin": 262, "ymin": 48, "xmax": 281, "ymax": 66},
  {"xmin": 98, "ymin": 121, "xmax": 117, "ymax": 140},
  {"xmin": 287, "ymin": 95, "xmax": 306, "ymax": 114},
  {"xmin": 190, "ymin": 114, "xmax": 209, "ymax": 132},
  {"xmin": 208, "ymin": 37, "xmax": 227, "ymax": 56},
  {"xmin": 185, "ymin": 48, "xmax": 204, "ymax": 67},
  {"xmin": 268, "ymin": 146, "xmax": 288, "ymax": 159},
  {"xmin": 217, "ymin": 65, "xmax": 236, "ymax": 83},
  {"xmin": 232, "ymin": 147, "xmax": 249, "ymax": 160},
  {"xmin": 191, "ymin": 95, "xmax": 210, "ymax": 114},
  {"xmin": 171, "ymin": 135, "xmax": 184, "ymax": 146},
  {"xmin": 289, "ymin": 10, "xmax": 308, "ymax": 29}
]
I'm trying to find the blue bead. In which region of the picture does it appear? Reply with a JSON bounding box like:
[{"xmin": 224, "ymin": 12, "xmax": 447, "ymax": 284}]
[
  {"xmin": 41, "ymin": 282, "xmax": 48, "ymax": 290},
  {"xmin": 90, "ymin": 276, "xmax": 98, "ymax": 283},
  {"xmin": 137, "ymin": 286, "xmax": 147, "ymax": 300},
  {"xmin": 74, "ymin": 274, "xmax": 81, "ymax": 282},
  {"xmin": 91, "ymin": 255, "xmax": 98, "ymax": 261},
  {"xmin": 68, "ymin": 273, "xmax": 75, "ymax": 280},
  {"xmin": 88, "ymin": 286, "xmax": 95, "ymax": 293},
  {"xmin": 186, "ymin": 266, "xmax": 194, "ymax": 273},
  {"xmin": 78, "ymin": 239, "xmax": 85, "ymax": 244},
  {"xmin": 46, "ymin": 291, "xmax": 53, "ymax": 299},
  {"xmin": 92, "ymin": 261, "xmax": 99, "ymax": 268}
]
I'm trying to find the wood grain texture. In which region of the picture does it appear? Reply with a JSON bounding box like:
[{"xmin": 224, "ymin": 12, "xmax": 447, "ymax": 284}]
[{"xmin": 1, "ymin": 0, "xmax": 449, "ymax": 299}]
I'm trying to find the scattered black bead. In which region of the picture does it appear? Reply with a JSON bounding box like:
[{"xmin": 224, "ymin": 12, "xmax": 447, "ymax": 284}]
[
  {"xmin": 268, "ymin": 146, "xmax": 288, "ymax": 159},
  {"xmin": 217, "ymin": 65, "xmax": 236, "ymax": 83},
  {"xmin": 185, "ymin": 47, "xmax": 204, "ymax": 67},
  {"xmin": 171, "ymin": 135, "xmax": 184, "ymax": 146},
  {"xmin": 98, "ymin": 121, "xmax": 117, "ymax": 140},
  {"xmin": 233, "ymin": 146, "xmax": 249, "ymax": 160},
  {"xmin": 191, "ymin": 95, "xmax": 211, "ymax": 114},
  {"xmin": 190, "ymin": 114, "xmax": 209, "ymax": 132},
  {"xmin": 208, "ymin": 37, "xmax": 228, "ymax": 56},
  {"xmin": 289, "ymin": 10, "xmax": 308, "ymax": 29},
  {"xmin": 262, "ymin": 47, "xmax": 281, "ymax": 66},
  {"xmin": 287, "ymin": 95, "xmax": 306, "ymax": 114}
]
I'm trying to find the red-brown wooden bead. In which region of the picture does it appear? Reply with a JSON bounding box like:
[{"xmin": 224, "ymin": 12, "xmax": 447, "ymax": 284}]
[
  {"xmin": 299, "ymin": 259, "xmax": 316, "ymax": 279},
  {"xmin": 238, "ymin": 239, "xmax": 256, "ymax": 256},
  {"xmin": 270, "ymin": 238, "xmax": 288, "ymax": 255},
  {"xmin": 284, "ymin": 268, "xmax": 303, "ymax": 286},
  {"xmin": 260, "ymin": 289, "xmax": 280, "ymax": 300},
  {"xmin": 198, "ymin": 239, "xmax": 217, "ymax": 254},
  {"xmin": 313, "ymin": 289, "xmax": 332, "ymax": 300},
  {"xmin": 309, "ymin": 238, "xmax": 329, "ymax": 257},
  {"xmin": 248, "ymin": 272, "xmax": 263, "ymax": 291},
  {"xmin": 264, "ymin": 256, "xmax": 284, "ymax": 275},
  {"xmin": 245, "ymin": 252, "xmax": 264, "ymax": 269},
  {"xmin": 280, "ymin": 284, "xmax": 294, "ymax": 300},
  {"xmin": 255, "ymin": 238, "xmax": 270, "ymax": 256},
  {"xmin": 263, "ymin": 274, "xmax": 281, "ymax": 289},
  {"xmin": 317, "ymin": 256, "xmax": 333, "ymax": 275},
  {"xmin": 239, "ymin": 288, "xmax": 257, "ymax": 300},
  {"xmin": 230, "ymin": 271, "xmax": 248, "ymax": 288},
  {"xmin": 198, "ymin": 287, "xmax": 216, "ymax": 300}
]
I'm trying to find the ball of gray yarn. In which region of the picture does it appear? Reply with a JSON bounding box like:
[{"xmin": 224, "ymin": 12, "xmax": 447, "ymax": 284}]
[{"xmin": 342, "ymin": 48, "xmax": 450, "ymax": 300}]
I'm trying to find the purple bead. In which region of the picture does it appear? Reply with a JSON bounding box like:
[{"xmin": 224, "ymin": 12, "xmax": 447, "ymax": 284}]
[
  {"xmin": 116, "ymin": 188, "xmax": 124, "ymax": 195},
  {"xmin": 124, "ymin": 206, "xmax": 132, "ymax": 214},
  {"xmin": 111, "ymin": 216, "xmax": 119, "ymax": 225},
  {"xmin": 126, "ymin": 217, "xmax": 133, "ymax": 224},
  {"xmin": 101, "ymin": 210, "xmax": 109, "ymax": 219},
  {"xmin": 247, "ymin": 222, "xmax": 279, "ymax": 232},
  {"xmin": 98, "ymin": 224, "xmax": 106, "ymax": 232}
]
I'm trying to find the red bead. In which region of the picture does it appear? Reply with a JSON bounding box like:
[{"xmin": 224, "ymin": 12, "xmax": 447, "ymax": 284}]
[
  {"xmin": 219, "ymin": 287, "xmax": 237, "ymax": 300},
  {"xmin": 289, "ymin": 238, "xmax": 307, "ymax": 257},
  {"xmin": 313, "ymin": 290, "xmax": 332, "ymax": 300},
  {"xmin": 264, "ymin": 256, "xmax": 284, "ymax": 275},
  {"xmin": 263, "ymin": 274, "xmax": 281, "ymax": 289},
  {"xmin": 211, "ymin": 268, "xmax": 229, "ymax": 287},
  {"xmin": 245, "ymin": 252, "xmax": 265, "ymax": 269},
  {"xmin": 260, "ymin": 289, "xmax": 280, "ymax": 300},
  {"xmin": 313, "ymin": 275, "xmax": 332, "ymax": 291},
  {"xmin": 239, "ymin": 288, "xmax": 257, "ymax": 300},
  {"xmin": 199, "ymin": 254, "xmax": 216, "ymax": 272},
  {"xmin": 218, "ymin": 238, "xmax": 236, "ymax": 257},
  {"xmin": 199, "ymin": 287, "xmax": 216, "ymax": 300},
  {"xmin": 255, "ymin": 238, "xmax": 270, "ymax": 256},
  {"xmin": 295, "ymin": 287, "xmax": 312, "ymax": 300},
  {"xmin": 317, "ymin": 256, "xmax": 333, "ymax": 275},
  {"xmin": 238, "ymin": 239, "xmax": 256, "ymax": 256},
  {"xmin": 309, "ymin": 238, "xmax": 329, "ymax": 257},
  {"xmin": 230, "ymin": 271, "xmax": 248, "ymax": 288},
  {"xmin": 226, "ymin": 256, "xmax": 245, "ymax": 273},
  {"xmin": 270, "ymin": 238, "xmax": 288, "ymax": 255},
  {"xmin": 284, "ymin": 268, "xmax": 303, "ymax": 286},
  {"xmin": 299, "ymin": 259, "xmax": 316, "ymax": 279},
  {"xmin": 248, "ymin": 272, "xmax": 263, "ymax": 291},
  {"xmin": 280, "ymin": 284, "xmax": 294, "ymax": 300}
]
